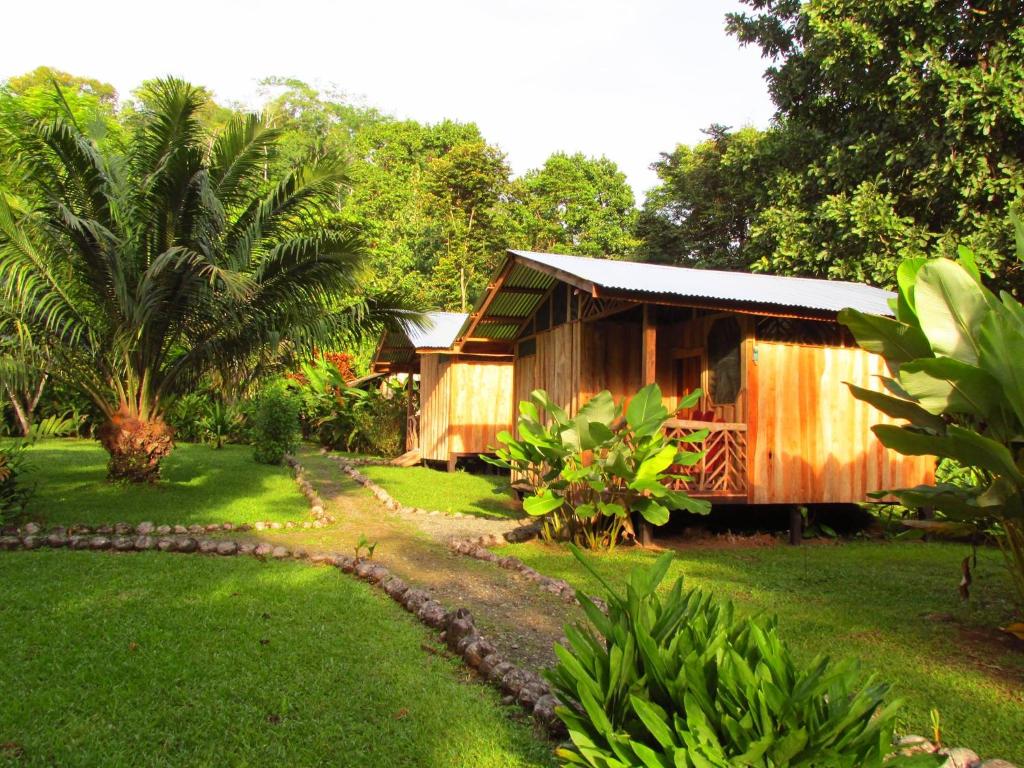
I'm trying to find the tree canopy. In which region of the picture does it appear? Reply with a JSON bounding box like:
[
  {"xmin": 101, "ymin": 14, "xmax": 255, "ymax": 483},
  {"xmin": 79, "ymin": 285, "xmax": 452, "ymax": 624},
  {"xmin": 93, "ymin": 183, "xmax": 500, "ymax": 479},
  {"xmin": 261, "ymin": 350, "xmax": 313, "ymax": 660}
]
[{"xmin": 644, "ymin": 0, "xmax": 1024, "ymax": 290}]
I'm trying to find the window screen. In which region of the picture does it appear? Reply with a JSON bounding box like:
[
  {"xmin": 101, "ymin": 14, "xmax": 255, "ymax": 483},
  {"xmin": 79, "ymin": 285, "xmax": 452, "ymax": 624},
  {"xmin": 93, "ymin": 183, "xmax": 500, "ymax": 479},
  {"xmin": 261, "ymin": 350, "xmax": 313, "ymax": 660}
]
[{"xmin": 706, "ymin": 317, "xmax": 741, "ymax": 405}]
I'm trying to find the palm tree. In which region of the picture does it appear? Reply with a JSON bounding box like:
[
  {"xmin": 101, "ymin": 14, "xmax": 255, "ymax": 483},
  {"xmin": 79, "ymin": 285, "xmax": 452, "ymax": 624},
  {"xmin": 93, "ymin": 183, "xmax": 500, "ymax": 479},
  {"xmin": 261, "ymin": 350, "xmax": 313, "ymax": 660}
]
[{"xmin": 0, "ymin": 78, "xmax": 403, "ymax": 481}]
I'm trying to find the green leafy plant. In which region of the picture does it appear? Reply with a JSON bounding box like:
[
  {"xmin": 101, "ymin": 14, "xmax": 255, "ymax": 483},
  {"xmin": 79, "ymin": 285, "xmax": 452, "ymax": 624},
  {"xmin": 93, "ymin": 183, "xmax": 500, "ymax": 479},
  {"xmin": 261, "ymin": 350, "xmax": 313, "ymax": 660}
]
[
  {"xmin": 251, "ymin": 382, "xmax": 300, "ymax": 465},
  {"xmin": 166, "ymin": 393, "xmax": 212, "ymax": 444},
  {"xmin": 201, "ymin": 401, "xmax": 243, "ymax": 449},
  {"xmin": 289, "ymin": 357, "xmax": 407, "ymax": 456},
  {"xmin": 548, "ymin": 546, "xmax": 940, "ymax": 767},
  {"xmin": 0, "ymin": 78, "xmax": 405, "ymax": 482},
  {"xmin": 839, "ymin": 225, "xmax": 1024, "ymax": 613},
  {"xmin": 485, "ymin": 384, "xmax": 709, "ymax": 549},
  {"xmin": 354, "ymin": 533, "xmax": 378, "ymax": 563}
]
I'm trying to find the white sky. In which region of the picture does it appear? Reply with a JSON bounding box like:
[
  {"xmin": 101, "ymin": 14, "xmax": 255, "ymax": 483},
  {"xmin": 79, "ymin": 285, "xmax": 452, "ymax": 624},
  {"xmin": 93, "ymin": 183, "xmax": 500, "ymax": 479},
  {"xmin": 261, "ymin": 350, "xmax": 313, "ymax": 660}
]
[{"xmin": 2, "ymin": 0, "xmax": 776, "ymax": 202}]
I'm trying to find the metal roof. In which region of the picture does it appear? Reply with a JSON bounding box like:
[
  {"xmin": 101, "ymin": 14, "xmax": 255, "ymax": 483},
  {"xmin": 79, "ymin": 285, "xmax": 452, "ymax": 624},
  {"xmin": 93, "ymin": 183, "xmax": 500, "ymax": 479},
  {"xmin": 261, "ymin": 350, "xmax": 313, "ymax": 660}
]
[
  {"xmin": 402, "ymin": 311, "xmax": 468, "ymax": 350},
  {"xmin": 510, "ymin": 251, "xmax": 895, "ymax": 316}
]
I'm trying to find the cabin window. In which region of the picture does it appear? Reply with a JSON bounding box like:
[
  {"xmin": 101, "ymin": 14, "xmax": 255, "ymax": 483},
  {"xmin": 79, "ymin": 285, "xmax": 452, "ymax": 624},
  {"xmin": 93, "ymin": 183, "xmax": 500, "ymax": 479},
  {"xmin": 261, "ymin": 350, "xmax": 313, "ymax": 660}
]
[
  {"xmin": 534, "ymin": 298, "xmax": 551, "ymax": 333},
  {"xmin": 517, "ymin": 338, "xmax": 537, "ymax": 358},
  {"xmin": 706, "ymin": 317, "xmax": 741, "ymax": 405}
]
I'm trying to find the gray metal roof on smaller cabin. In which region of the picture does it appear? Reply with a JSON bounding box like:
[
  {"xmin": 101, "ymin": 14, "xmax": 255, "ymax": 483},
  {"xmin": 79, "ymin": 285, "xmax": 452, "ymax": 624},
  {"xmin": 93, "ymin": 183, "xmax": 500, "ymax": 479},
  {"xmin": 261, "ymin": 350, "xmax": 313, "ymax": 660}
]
[
  {"xmin": 510, "ymin": 251, "xmax": 895, "ymax": 316},
  {"xmin": 402, "ymin": 311, "xmax": 469, "ymax": 350}
]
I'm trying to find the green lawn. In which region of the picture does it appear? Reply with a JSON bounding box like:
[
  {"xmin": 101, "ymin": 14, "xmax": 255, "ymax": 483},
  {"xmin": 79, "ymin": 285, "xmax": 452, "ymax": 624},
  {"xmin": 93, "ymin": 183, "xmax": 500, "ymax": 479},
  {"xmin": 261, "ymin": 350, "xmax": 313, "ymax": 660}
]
[
  {"xmin": 360, "ymin": 464, "xmax": 521, "ymax": 519},
  {"xmin": 0, "ymin": 551, "xmax": 554, "ymax": 768},
  {"xmin": 13, "ymin": 439, "xmax": 308, "ymax": 527},
  {"xmin": 498, "ymin": 539, "xmax": 1024, "ymax": 763}
]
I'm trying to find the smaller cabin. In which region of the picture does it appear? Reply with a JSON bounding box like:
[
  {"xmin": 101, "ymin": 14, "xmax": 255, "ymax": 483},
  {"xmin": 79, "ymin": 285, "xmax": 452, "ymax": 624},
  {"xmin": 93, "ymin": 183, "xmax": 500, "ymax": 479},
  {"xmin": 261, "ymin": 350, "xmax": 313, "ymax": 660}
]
[
  {"xmin": 457, "ymin": 251, "xmax": 935, "ymax": 506},
  {"xmin": 373, "ymin": 311, "xmax": 514, "ymax": 470}
]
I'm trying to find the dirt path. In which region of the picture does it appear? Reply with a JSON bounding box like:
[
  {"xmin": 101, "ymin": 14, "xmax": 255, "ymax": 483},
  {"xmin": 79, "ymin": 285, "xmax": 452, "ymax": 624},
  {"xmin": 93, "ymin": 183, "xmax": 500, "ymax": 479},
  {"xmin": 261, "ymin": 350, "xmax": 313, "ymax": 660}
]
[{"xmin": 240, "ymin": 447, "xmax": 582, "ymax": 672}]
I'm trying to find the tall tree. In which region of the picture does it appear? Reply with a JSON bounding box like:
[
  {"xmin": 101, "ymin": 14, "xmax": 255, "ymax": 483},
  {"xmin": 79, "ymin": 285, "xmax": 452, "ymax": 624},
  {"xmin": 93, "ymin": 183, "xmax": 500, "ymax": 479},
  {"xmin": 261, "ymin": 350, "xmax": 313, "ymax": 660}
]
[
  {"xmin": 724, "ymin": 0, "xmax": 1024, "ymax": 288},
  {"xmin": 638, "ymin": 125, "xmax": 770, "ymax": 269},
  {"xmin": 0, "ymin": 79, "xmax": 402, "ymax": 481},
  {"xmin": 510, "ymin": 152, "xmax": 639, "ymax": 259},
  {"xmin": 422, "ymin": 140, "xmax": 512, "ymax": 310}
]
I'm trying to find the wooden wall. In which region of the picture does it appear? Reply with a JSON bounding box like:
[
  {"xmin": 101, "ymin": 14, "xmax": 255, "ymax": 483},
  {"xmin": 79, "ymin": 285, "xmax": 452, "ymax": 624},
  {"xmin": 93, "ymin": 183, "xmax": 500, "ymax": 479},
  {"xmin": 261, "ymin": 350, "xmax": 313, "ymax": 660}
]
[
  {"xmin": 447, "ymin": 360, "xmax": 514, "ymax": 456},
  {"xmin": 419, "ymin": 354, "xmax": 450, "ymax": 462},
  {"xmin": 750, "ymin": 341, "xmax": 935, "ymax": 504},
  {"xmin": 421, "ymin": 354, "xmax": 513, "ymax": 462}
]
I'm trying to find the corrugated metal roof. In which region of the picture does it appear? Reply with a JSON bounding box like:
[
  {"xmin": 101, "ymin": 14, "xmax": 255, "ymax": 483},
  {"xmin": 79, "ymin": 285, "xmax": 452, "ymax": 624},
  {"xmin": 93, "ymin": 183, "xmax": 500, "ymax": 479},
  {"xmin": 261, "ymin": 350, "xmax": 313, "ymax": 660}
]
[
  {"xmin": 510, "ymin": 251, "xmax": 895, "ymax": 316},
  {"xmin": 402, "ymin": 311, "xmax": 468, "ymax": 350}
]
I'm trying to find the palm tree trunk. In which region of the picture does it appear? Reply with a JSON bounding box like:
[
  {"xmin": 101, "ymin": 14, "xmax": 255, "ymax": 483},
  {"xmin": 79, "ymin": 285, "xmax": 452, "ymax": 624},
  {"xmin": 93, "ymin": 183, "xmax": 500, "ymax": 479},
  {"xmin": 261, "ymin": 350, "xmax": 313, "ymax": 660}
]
[{"xmin": 97, "ymin": 407, "xmax": 174, "ymax": 483}]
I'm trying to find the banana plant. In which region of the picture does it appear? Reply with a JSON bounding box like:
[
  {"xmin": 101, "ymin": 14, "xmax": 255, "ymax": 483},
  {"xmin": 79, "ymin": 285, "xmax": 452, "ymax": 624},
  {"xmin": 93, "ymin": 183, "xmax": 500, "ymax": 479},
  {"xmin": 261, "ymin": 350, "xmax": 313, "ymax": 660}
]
[
  {"xmin": 838, "ymin": 218, "xmax": 1024, "ymax": 617},
  {"xmin": 485, "ymin": 383, "xmax": 710, "ymax": 549}
]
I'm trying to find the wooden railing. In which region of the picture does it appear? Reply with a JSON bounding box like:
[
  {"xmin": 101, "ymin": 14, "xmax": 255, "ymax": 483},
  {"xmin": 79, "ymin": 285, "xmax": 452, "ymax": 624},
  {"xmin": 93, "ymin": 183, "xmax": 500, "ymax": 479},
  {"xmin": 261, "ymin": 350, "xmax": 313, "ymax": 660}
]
[{"xmin": 663, "ymin": 419, "xmax": 748, "ymax": 497}]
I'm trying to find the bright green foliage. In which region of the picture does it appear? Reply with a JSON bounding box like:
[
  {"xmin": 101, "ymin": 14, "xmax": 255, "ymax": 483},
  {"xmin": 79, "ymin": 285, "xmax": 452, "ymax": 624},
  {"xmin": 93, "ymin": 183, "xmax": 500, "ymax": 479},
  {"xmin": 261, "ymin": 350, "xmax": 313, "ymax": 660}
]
[
  {"xmin": 251, "ymin": 382, "xmax": 300, "ymax": 465},
  {"xmin": 548, "ymin": 547, "xmax": 936, "ymax": 768},
  {"xmin": 510, "ymin": 152, "xmax": 639, "ymax": 259},
  {"xmin": 645, "ymin": 2, "xmax": 1024, "ymax": 288},
  {"xmin": 0, "ymin": 76, "xmax": 403, "ymax": 476},
  {"xmin": 727, "ymin": 0, "xmax": 1024, "ymax": 287},
  {"xmin": 290, "ymin": 357, "xmax": 407, "ymax": 455},
  {"xmin": 639, "ymin": 125, "xmax": 773, "ymax": 270},
  {"xmin": 839, "ymin": 230, "xmax": 1024, "ymax": 610},
  {"xmin": 485, "ymin": 384, "xmax": 709, "ymax": 549}
]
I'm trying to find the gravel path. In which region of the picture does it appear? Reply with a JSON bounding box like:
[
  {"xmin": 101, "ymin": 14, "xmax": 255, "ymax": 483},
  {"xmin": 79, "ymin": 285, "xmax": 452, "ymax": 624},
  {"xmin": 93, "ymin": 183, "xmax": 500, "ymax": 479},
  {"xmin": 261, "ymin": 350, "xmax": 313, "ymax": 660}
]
[{"xmin": 242, "ymin": 447, "xmax": 583, "ymax": 673}]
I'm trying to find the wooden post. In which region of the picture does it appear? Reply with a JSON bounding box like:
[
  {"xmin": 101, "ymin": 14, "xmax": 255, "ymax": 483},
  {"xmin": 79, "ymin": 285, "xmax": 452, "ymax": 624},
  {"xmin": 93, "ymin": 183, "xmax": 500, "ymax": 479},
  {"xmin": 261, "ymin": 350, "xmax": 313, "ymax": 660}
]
[
  {"xmin": 405, "ymin": 374, "xmax": 417, "ymax": 452},
  {"xmin": 789, "ymin": 506, "xmax": 804, "ymax": 545},
  {"xmin": 638, "ymin": 304, "xmax": 657, "ymax": 546},
  {"xmin": 642, "ymin": 304, "xmax": 657, "ymax": 386}
]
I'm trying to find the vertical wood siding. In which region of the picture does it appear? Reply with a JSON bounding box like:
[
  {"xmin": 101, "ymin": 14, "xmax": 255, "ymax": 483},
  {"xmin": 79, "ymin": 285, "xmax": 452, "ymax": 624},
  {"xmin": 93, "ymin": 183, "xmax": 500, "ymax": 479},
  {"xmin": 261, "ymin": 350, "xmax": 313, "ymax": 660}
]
[
  {"xmin": 419, "ymin": 354, "xmax": 450, "ymax": 462},
  {"xmin": 447, "ymin": 361, "xmax": 514, "ymax": 456},
  {"xmin": 751, "ymin": 342, "xmax": 935, "ymax": 503}
]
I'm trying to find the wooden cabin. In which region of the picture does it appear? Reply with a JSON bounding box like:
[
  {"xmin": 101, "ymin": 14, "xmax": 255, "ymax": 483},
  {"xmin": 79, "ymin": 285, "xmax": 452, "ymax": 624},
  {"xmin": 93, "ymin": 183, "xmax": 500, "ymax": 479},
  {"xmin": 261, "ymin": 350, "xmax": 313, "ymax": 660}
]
[
  {"xmin": 456, "ymin": 251, "xmax": 934, "ymax": 506},
  {"xmin": 373, "ymin": 311, "xmax": 514, "ymax": 470}
]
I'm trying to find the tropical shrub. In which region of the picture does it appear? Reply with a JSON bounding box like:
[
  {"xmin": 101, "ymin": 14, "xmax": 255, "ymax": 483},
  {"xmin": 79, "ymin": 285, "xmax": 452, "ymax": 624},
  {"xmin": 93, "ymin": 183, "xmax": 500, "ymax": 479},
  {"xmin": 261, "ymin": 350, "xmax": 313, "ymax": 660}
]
[
  {"xmin": 0, "ymin": 78, "xmax": 404, "ymax": 482},
  {"xmin": 290, "ymin": 357, "xmax": 407, "ymax": 456},
  {"xmin": 839, "ymin": 231, "xmax": 1024, "ymax": 613},
  {"xmin": 251, "ymin": 383, "xmax": 300, "ymax": 465},
  {"xmin": 548, "ymin": 547, "xmax": 936, "ymax": 768},
  {"xmin": 486, "ymin": 384, "xmax": 709, "ymax": 549},
  {"xmin": 166, "ymin": 393, "xmax": 211, "ymax": 444},
  {"xmin": 0, "ymin": 441, "xmax": 31, "ymax": 522},
  {"xmin": 201, "ymin": 401, "xmax": 244, "ymax": 449}
]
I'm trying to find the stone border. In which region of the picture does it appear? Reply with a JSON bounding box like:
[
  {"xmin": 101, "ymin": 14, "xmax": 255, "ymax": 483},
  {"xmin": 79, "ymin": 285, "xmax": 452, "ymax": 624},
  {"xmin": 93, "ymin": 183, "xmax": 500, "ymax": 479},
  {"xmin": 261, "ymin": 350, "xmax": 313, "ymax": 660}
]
[
  {"xmin": 0, "ymin": 455, "xmax": 332, "ymax": 540},
  {"xmin": 0, "ymin": 533, "xmax": 565, "ymax": 737},
  {"xmin": 328, "ymin": 455, "xmax": 540, "ymax": 542},
  {"xmin": 449, "ymin": 538, "xmax": 583, "ymax": 606}
]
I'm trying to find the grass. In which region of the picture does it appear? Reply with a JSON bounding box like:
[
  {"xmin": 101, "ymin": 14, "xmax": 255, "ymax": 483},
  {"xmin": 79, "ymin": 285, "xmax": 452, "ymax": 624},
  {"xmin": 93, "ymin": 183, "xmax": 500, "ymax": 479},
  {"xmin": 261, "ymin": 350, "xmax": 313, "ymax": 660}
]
[
  {"xmin": 497, "ymin": 538, "xmax": 1024, "ymax": 762},
  {"xmin": 360, "ymin": 464, "xmax": 521, "ymax": 519},
  {"xmin": 11, "ymin": 439, "xmax": 309, "ymax": 527},
  {"xmin": 0, "ymin": 550, "xmax": 554, "ymax": 768}
]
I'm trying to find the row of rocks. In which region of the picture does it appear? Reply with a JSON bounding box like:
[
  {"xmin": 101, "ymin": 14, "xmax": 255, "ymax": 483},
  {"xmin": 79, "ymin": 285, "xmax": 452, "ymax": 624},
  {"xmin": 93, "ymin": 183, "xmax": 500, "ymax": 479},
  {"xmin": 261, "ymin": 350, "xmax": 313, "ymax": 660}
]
[
  {"xmin": 328, "ymin": 456, "xmax": 538, "ymax": 543},
  {"xmin": 895, "ymin": 735, "xmax": 1016, "ymax": 768},
  {"xmin": 0, "ymin": 530, "xmax": 565, "ymax": 735},
  {"xmin": 2, "ymin": 457, "xmax": 332, "ymax": 541},
  {"xmin": 449, "ymin": 538, "xmax": 580, "ymax": 605},
  {"xmin": 5, "ymin": 520, "xmax": 253, "ymax": 538},
  {"xmin": 283, "ymin": 454, "xmax": 335, "ymax": 527}
]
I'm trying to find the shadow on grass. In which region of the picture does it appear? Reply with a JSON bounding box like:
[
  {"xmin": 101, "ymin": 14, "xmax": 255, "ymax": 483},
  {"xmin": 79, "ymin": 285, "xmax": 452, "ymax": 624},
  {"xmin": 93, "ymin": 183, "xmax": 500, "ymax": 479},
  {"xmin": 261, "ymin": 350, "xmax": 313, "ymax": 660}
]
[
  {"xmin": 0, "ymin": 550, "xmax": 555, "ymax": 768},
  {"xmin": 18, "ymin": 440, "xmax": 308, "ymax": 527}
]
